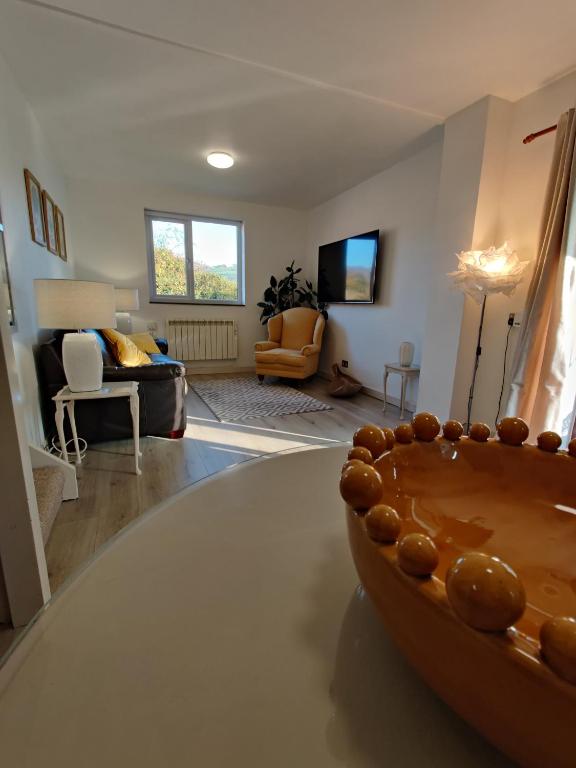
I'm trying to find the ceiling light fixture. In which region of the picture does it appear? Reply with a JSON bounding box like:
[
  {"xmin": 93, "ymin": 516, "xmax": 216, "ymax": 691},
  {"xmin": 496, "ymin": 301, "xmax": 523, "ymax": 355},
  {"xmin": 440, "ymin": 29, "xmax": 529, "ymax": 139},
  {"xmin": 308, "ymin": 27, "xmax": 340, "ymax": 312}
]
[{"xmin": 207, "ymin": 152, "xmax": 234, "ymax": 169}]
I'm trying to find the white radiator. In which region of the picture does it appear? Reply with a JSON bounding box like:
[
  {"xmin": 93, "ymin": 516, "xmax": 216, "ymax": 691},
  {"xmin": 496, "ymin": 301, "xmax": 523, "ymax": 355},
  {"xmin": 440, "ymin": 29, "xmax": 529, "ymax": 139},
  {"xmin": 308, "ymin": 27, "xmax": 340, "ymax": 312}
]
[{"xmin": 167, "ymin": 319, "xmax": 238, "ymax": 361}]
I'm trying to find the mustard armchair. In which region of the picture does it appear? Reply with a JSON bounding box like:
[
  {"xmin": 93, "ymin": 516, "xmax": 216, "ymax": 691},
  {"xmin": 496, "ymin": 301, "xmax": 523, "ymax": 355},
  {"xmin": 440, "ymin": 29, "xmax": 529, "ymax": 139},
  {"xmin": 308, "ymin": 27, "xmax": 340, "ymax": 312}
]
[{"xmin": 254, "ymin": 307, "xmax": 326, "ymax": 382}]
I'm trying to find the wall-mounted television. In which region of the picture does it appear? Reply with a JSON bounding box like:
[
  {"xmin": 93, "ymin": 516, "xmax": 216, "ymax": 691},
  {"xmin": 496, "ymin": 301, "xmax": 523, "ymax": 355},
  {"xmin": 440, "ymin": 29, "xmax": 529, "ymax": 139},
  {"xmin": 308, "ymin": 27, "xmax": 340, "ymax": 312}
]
[{"xmin": 317, "ymin": 229, "xmax": 379, "ymax": 304}]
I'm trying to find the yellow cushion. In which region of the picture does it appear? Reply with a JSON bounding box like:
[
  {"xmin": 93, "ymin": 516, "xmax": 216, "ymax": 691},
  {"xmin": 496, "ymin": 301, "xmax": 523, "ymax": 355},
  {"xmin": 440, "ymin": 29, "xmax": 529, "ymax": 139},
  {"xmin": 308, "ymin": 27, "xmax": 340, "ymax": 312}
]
[
  {"xmin": 101, "ymin": 329, "xmax": 152, "ymax": 367},
  {"xmin": 128, "ymin": 332, "xmax": 161, "ymax": 354}
]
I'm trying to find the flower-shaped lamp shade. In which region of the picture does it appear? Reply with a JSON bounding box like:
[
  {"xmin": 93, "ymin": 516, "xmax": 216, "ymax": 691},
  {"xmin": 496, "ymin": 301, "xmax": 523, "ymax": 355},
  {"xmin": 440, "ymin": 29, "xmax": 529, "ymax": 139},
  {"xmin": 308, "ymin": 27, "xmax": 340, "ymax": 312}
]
[{"xmin": 448, "ymin": 242, "xmax": 528, "ymax": 303}]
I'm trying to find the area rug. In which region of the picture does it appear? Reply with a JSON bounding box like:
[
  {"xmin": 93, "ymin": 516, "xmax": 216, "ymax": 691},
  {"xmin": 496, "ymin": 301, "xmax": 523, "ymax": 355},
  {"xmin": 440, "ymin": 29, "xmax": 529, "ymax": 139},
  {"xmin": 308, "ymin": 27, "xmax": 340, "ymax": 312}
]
[{"xmin": 189, "ymin": 375, "xmax": 333, "ymax": 421}]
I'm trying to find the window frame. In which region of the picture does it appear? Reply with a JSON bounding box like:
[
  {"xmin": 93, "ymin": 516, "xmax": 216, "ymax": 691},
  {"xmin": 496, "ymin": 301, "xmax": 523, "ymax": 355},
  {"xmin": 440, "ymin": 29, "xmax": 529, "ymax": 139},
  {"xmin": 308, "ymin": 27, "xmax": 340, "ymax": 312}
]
[{"xmin": 145, "ymin": 209, "xmax": 245, "ymax": 306}]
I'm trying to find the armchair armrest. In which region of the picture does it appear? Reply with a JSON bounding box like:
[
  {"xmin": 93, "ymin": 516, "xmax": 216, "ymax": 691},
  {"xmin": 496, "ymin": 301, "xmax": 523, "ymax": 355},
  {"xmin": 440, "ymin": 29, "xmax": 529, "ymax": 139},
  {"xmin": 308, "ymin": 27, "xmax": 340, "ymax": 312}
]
[
  {"xmin": 255, "ymin": 341, "xmax": 280, "ymax": 352},
  {"xmin": 301, "ymin": 344, "xmax": 320, "ymax": 357}
]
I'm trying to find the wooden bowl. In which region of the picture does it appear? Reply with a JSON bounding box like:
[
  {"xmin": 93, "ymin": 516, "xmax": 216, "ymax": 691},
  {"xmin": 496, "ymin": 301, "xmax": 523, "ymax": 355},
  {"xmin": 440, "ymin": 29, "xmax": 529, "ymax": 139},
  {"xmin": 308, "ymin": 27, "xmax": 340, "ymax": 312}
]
[{"xmin": 342, "ymin": 417, "xmax": 576, "ymax": 768}]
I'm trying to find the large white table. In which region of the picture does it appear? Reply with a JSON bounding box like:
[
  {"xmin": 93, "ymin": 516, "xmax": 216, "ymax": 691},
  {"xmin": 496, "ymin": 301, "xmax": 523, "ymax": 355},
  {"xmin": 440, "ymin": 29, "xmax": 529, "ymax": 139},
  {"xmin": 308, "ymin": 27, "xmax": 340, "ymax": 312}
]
[{"xmin": 0, "ymin": 445, "xmax": 512, "ymax": 767}]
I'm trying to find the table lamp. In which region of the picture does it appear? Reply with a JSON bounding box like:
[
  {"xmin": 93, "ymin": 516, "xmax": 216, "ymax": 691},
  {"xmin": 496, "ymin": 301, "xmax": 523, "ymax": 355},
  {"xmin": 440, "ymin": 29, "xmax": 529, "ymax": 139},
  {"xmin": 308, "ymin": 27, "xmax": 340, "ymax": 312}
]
[
  {"xmin": 448, "ymin": 242, "xmax": 528, "ymax": 432},
  {"xmin": 114, "ymin": 287, "xmax": 140, "ymax": 334},
  {"xmin": 35, "ymin": 279, "xmax": 116, "ymax": 392}
]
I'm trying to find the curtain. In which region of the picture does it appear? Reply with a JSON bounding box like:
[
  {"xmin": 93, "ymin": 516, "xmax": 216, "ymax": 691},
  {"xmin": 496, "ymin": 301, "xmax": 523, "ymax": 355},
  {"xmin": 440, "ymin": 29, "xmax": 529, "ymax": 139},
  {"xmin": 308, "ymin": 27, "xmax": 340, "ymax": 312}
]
[{"xmin": 506, "ymin": 108, "xmax": 576, "ymax": 441}]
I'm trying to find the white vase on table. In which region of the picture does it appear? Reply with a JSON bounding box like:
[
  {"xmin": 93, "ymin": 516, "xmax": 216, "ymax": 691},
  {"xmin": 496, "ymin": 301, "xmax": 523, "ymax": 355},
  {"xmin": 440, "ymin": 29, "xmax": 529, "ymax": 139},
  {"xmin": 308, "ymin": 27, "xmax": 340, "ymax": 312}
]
[{"xmin": 399, "ymin": 341, "xmax": 414, "ymax": 368}]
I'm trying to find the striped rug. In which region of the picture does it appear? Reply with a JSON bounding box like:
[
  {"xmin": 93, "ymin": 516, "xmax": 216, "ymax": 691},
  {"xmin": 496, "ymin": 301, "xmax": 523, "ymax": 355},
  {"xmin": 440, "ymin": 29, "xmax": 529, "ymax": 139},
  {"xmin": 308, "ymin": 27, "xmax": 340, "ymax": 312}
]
[{"xmin": 189, "ymin": 375, "xmax": 333, "ymax": 421}]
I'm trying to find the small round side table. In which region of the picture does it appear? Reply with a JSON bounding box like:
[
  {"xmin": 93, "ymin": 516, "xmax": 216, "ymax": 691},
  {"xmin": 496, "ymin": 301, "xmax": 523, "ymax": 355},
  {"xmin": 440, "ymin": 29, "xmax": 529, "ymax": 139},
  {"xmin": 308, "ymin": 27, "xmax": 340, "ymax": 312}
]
[{"xmin": 383, "ymin": 363, "xmax": 420, "ymax": 420}]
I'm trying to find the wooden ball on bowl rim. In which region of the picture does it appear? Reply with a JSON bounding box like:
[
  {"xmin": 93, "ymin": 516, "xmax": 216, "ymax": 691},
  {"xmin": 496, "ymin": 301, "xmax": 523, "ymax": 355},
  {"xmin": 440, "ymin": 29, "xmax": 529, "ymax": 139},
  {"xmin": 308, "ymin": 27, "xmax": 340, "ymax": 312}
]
[
  {"xmin": 341, "ymin": 459, "xmax": 364, "ymax": 474},
  {"xmin": 540, "ymin": 616, "xmax": 576, "ymax": 685},
  {"xmin": 353, "ymin": 424, "xmax": 388, "ymax": 460},
  {"xmin": 412, "ymin": 412, "xmax": 441, "ymax": 442},
  {"xmin": 446, "ymin": 552, "xmax": 526, "ymax": 632},
  {"xmin": 443, "ymin": 420, "xmax": 464, "ymax": 441},
  {"xmin": 382, "ymin": 427, "xmax": 395, "ymax": 450},
  {"xmin": 537, "ymin": 431, "xmax": 562, "ymax": 453},
  {"xmin": 568, "ymin": 439, "xmax": 576, "ymax": 458},
  {"xmin": 340, "ymin": 463, "xmax": 383, "ymax": 512},
  {"xmin": 497, "ymin": 417, "xmax": 529, "ymax": 447},
  {"xmin": 394, "ymin": 424, "xmax": 414, "ymax": 444},
  {"xmin": 469, "ymin": 422, "xmax": 491, "ymax": 442},
  {"xmin": 347, "ymin": 446, "xmax": 374, "ymax": 464},
  {"xmin": 397, "ymin": 533, "xmax": 439, "ymax": 577},
  {"xmin": 365, "ymin": 504, "xmax": 401, "ymax": 543}
]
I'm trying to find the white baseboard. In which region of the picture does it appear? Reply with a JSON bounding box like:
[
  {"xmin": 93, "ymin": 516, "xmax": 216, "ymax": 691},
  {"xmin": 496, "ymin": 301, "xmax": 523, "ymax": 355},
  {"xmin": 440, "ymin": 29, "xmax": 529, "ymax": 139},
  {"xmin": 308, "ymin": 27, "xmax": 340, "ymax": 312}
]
[{"xmin": 318, "ymin": 370, "xmax": 416, "ymax": 413}]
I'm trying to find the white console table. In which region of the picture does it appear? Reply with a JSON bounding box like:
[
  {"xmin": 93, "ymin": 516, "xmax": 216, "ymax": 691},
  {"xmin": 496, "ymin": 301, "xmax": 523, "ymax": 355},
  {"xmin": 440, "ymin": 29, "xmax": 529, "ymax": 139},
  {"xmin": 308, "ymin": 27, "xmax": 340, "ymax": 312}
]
[{"xmin": 52, "ymin": 381, "xmax": 142, "ymax": 475}]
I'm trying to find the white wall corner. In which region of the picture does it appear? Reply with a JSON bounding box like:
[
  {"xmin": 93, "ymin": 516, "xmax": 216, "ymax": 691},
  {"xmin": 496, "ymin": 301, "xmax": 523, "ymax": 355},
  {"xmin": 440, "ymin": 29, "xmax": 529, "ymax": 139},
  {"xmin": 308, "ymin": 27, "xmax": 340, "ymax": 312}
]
[{"xmin": 417, "ymin": 96, "xmax": 513, "ymax": 422}]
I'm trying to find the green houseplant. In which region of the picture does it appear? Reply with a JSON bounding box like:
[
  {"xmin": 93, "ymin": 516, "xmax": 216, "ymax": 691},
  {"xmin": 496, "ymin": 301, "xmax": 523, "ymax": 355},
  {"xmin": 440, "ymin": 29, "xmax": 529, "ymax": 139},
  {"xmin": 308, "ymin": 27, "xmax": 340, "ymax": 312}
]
[{"xmin": 257, "ymin": 262, "xmax": 328, "ymax": 325}]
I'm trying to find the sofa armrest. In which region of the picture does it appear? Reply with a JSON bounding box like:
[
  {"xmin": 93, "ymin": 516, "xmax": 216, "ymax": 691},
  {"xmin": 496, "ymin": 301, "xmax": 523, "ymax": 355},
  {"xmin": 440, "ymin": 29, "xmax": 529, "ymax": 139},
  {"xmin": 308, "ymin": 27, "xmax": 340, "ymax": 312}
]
[
  {"xmin": 155, "ymin": 337, "xmax": 169, "ymax": 355},
  {"xmin": 301, "ymin": 344, "xmax": 320, "ymax": 357},
  {"xmin": 254, "ymin": 341, "xmax": 280, "ymax": 352}
]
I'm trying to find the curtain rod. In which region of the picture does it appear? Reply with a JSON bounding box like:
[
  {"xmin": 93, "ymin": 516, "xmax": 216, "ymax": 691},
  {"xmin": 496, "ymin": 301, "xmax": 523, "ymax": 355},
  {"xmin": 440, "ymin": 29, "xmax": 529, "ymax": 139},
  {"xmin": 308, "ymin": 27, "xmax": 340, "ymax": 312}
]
[{"xmin": 522, "ymin": 124, "xmax": 558, "ymax": 144}]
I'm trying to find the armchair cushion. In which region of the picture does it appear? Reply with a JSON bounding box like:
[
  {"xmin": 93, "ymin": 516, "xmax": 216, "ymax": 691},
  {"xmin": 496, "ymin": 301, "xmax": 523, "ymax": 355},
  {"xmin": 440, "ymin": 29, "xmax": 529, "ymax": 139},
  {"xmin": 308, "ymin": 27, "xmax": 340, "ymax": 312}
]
[
  {"xmin": 254, "ymin": 348, "xmax": 307, "ymax": 368},
  {"xmin": 280, "ymin": 307, "xmax": 319, "ymax": 350}
]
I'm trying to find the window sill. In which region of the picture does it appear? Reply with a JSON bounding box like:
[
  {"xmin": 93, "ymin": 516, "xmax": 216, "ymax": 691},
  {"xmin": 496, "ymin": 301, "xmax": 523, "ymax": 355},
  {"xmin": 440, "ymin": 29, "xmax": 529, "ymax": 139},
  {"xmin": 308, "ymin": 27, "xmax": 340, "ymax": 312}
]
[{"xmin": 150, "ymin": 299, "xmax": 246, "ymax": 307}]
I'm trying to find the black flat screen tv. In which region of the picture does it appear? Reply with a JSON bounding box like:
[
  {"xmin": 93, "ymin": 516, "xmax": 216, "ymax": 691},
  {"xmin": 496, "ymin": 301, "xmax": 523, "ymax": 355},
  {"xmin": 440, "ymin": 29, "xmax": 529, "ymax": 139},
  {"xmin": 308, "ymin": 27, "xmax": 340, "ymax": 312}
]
[{"xmin": 317, "ymin": 229, "xmax": 379, "ymax": 303}]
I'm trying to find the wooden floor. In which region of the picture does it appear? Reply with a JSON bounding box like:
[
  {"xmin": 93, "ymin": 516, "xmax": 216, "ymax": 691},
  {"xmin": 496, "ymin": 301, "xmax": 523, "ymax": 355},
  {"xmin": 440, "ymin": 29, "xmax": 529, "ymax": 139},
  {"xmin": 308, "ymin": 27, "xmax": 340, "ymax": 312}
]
[{"xmin": 0, "ymin": 375, "xmax": 405, "ymax": 657}]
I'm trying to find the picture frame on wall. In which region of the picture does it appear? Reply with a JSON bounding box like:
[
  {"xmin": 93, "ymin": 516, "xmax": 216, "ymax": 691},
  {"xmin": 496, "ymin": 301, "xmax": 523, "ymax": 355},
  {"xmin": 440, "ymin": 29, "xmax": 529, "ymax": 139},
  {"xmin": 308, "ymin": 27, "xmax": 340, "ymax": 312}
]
[
  {"xmin": 23, "ymin": 169, "xmax": 46, "ymax": 247},
  {"xmin": 55, "ymin": 206, "xmax": 67, "ymax": 262},
  {"xmin": 0, "ymin": 212, "xmax": 15, "ymax": 327},
  {"xmin": 42, "ymin": 190, "xmax": 58, "ymax": 255}
]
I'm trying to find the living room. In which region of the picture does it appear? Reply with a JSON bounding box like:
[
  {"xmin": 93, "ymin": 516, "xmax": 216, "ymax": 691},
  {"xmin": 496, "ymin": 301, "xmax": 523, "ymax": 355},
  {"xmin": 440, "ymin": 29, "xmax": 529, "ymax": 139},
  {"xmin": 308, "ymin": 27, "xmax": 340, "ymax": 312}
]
[{"xmin": 1, "ymin": 1, "xmax": 576, "ymax": 765}]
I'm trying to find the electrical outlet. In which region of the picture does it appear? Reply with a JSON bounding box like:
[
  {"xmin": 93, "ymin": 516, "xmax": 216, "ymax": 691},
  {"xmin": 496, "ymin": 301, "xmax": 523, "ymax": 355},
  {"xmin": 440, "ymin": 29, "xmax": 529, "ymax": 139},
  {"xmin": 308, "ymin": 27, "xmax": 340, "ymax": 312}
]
[
  {"xmin": 342, "ymin": 360, "xmax": 349, "ymax": 368},
  {"xmin": 513, "ymin": 312, "xmax": 522, "ymax": 327},
  {"xmin": 508, "ymin": 313, "xmax": 515, "ymax": 327}
]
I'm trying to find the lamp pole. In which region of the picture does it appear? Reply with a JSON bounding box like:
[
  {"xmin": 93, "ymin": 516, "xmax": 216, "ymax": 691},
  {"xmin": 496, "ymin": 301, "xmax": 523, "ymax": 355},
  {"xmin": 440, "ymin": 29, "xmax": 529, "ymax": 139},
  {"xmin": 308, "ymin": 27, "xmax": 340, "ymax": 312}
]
[{"xmin": 465, "ymin": 294, "xmax": 487, "ymax": 434}]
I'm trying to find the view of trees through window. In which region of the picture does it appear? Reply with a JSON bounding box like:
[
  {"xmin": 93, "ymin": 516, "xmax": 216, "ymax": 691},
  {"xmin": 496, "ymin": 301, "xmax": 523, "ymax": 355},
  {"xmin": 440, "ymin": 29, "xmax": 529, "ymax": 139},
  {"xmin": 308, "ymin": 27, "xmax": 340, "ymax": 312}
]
[{"xmin": 149, "ymin": 214, "xmax": 242, "ymax": 303}]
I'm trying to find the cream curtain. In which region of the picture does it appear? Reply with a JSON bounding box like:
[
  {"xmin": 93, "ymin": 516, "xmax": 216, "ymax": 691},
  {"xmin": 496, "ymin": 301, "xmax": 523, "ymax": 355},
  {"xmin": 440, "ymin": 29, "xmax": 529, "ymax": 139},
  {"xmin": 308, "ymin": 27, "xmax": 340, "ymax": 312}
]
[{"xmin": 506, "ymin": 108, "xmax": 576, "ymax": 441}]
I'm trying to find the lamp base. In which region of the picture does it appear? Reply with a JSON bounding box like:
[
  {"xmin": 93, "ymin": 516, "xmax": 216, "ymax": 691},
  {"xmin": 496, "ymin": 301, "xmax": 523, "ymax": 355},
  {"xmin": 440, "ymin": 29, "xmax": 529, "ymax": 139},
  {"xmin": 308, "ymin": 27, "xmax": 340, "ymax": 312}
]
[
  {"xmin": 115, "ymin": 312, "xmax": 132, "ymax": 335},
  {"xmin": 62, "ymin": 332, "xmax": 103, "ymax": 392}
]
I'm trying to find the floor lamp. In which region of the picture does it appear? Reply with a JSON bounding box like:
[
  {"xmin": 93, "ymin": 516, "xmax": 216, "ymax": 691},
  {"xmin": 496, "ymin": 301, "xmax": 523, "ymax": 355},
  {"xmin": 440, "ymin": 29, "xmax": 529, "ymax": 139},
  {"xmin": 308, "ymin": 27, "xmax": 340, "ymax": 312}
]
[{"xmin": 448, "ymin": 243, "xmax": 528, "ymax": 433}]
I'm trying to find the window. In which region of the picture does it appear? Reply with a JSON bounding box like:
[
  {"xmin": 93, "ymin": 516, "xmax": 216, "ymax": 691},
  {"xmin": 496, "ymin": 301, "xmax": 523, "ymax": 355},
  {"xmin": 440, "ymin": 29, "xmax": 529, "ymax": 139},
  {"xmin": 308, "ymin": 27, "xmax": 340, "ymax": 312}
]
[{"xmin": 145, "ymin": 210, "xmax": 244, "ymax": 305}]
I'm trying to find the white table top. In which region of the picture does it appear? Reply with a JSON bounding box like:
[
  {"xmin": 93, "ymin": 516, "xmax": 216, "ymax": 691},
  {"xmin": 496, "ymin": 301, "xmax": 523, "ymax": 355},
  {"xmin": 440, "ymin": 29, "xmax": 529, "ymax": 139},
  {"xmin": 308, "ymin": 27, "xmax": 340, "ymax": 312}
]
[
  {"xmin": 0, "ymin": 445, "xmax": 511, "ymax": 767},
  {"xmin": 53, "ymin": 381, "xmax": 138, "ymax": 401},
  {"xmin": 385, "ymin": 362, "xmax": 420, "ymax": 373}
]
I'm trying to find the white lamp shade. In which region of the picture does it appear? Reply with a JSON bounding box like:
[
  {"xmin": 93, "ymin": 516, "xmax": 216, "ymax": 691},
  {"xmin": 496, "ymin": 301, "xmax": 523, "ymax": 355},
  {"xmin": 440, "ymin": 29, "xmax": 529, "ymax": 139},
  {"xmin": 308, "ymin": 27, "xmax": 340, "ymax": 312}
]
[
  {"xmin": 35, "ymin": 279, "xmax": 116, "ymax": 329},
  {"xmin": 115, "ymin": 287, "xmax": 140, "ymax": 312}
]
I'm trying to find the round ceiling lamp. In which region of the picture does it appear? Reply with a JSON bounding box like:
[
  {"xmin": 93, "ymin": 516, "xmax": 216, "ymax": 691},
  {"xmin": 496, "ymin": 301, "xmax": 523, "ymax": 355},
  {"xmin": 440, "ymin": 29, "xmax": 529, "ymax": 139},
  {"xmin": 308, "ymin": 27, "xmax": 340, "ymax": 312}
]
[{"xmin": 206, "ymin": 152, "xmax": 234, "ymax": 169}]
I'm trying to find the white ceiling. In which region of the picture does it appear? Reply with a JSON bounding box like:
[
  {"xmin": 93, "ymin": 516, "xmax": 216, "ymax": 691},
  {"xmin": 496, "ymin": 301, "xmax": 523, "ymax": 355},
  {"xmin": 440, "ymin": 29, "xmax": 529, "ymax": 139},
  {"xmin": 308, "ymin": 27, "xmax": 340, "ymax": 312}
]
[{"xmin": 1, "ymin": 0, "xmax": 576, "ymax": 208}]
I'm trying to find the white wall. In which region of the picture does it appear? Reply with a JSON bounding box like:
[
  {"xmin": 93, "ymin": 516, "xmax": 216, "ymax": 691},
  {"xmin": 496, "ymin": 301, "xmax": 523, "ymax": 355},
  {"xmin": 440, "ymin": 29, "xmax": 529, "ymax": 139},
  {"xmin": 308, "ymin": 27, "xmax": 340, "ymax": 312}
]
[
  {"xmin": 0, "ymin": 51, "xmax": 73, "ymax": 445},
  {"xmin": 450, "ymin": 72, "xmax": 576, "ymax": 430},
  {"xmin": 306, "ymin": 140, "xmax": 442, "ymax": 405},
  {"xmin": 68, "ymin": 178, "xmax": 307, "ymax": 370}
]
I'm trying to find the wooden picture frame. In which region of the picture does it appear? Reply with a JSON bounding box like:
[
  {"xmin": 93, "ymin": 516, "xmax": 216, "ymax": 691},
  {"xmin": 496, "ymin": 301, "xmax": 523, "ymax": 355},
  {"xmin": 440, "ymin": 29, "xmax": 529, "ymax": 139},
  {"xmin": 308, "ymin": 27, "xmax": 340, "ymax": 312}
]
[
  {"xmin": 42, "ymin": 190, "xmax": 58, "ymax": 255},
  {"xmin": 24, "ymin": 169, "xmax": 46, "ymax": 246},
  {"xmin": 55, "ymin": 206, "xmax": 67, "ymax": 262}
]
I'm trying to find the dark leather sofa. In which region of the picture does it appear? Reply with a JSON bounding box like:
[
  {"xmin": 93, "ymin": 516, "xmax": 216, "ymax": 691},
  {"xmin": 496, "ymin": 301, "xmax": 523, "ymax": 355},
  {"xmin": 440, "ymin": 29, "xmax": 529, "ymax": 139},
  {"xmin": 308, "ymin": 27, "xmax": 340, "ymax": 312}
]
[{"xmin": 38, "ymin": 330, "xmax": 187, "ymax": 444}]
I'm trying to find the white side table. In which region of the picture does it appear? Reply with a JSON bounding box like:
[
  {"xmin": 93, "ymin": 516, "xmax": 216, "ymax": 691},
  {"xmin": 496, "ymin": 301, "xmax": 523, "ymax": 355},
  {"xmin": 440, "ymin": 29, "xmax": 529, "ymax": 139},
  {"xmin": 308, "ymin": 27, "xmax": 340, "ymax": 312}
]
[
  {"xmin": 383, "ymin": 363, "xmax": 420, "ymax": 420},
  {"xmin": 53, "ymin": 381, "xmax": 142, "ymax": 475}
]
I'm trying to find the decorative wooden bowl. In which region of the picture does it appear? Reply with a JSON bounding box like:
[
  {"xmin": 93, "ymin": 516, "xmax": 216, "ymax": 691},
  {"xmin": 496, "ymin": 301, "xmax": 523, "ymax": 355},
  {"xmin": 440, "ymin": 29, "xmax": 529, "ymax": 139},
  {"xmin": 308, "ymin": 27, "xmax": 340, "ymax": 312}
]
[{"xmin": 340, "ymin": 415, "xmax": 576, "ymax": 768}]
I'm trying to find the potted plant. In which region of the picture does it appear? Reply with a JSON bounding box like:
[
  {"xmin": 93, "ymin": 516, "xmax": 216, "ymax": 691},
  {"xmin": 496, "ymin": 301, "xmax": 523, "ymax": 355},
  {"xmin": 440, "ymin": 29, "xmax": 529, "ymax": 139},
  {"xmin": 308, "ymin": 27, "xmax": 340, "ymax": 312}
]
[{"xmin": 257, "ymin": 262, "xmax": 328, "ymax": 324}]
